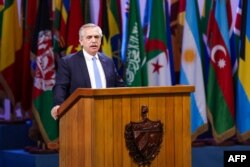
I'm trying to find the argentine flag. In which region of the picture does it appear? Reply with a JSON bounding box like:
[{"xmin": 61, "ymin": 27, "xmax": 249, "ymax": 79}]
[{"xmin": 179, "ymin": 0, "xmax": 207, "ymax": 140}]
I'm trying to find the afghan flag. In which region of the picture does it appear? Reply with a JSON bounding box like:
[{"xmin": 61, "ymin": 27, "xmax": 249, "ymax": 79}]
[
  {"xmin": 0, "ymin": 0, "xmax": 23, "ymax": 107},
  {"xmin": 31, "ymin": 0, "xmax": 58, "ymax": 143},
  {"xmin": 125, "ymin": 0, "xmax": 147, "ymax": 86},
  {"xmin": 206, "ymin": 0, "xmax": 235, "ymax": 143},
  {"xmin": 145, "ymin": 0, "xmax": 172, "ymax": 86},
  {"xmin": 236, "ymin": 0, "xmax": 250, "ymax": 142},
  {"xmin": 179, "ymin": 0, "xmax": 207, "ymax": 140}
]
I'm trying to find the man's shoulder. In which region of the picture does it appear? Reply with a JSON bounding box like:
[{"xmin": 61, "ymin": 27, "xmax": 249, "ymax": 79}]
[
  {"xmin": 98, "ymin": 52, "xmax": 112, "ymax": 60},
  {"xmin": 62, "ymin": 51, "xmax": 82, "ymax": 61}
]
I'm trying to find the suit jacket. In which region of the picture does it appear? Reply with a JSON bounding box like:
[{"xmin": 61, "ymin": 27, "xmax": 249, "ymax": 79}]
[{"xmin": 53, "ymin": 51, "xmax": 124, "ymax": 105}]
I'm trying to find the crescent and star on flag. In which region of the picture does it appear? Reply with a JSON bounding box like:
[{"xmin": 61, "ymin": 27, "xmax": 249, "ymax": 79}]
[{"xmin": 211, "ymin": 45, "xmax": 228, "ymax": 69}]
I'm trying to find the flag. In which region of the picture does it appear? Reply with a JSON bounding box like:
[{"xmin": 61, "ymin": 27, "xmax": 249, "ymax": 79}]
[
  {"xmin": 98, "ymin": 0, "xmax": 109, "ymax": 55},
  {"xmin": 21, "ymin": 0, "xmax": 38, "ymax": 112},
  {"xmin": 234, "ymin": 0, "xmax": 242, "ymax": 39},
  {"xmin": 98, "ymin": 0, "xmax": 123, "ymax": 76},
  {"xmin": 65, "ymin": 0, "xmax": 84, "ymax": 54},
  {"xmin": 170, "ymin": 0, "xmax": 186, "ymax": 79},
  {"xmin": 31, "ymin": 0, "xmax": 58, "ymax": 143},
  {"xmin": 145, "ymin": 0, "xmax": 172, "ymax": 86},
  {"xmin": 206, "ymin": 0, "xmax": 235, "ymax": 143},
  {"xmin": 0, "ymin": 0, "xmax": 23, "ymax": 108},
  {"xmin": 236, "ymin": 0, "xmax": 250, "ymax": 142},
  {"xmin": 179, "ymin": 0, "xmax": 207, "ymax": 140},
  {"xmin": 227, "ymin": 0, "xmax": 238, "ymax": 76},
  {"xmin": 125, "ymin": 0, "xmax": 147, "ymax": 86},
  {"xmin": 142, "ymin": 0, "xmax": 152, "ymax": 39},
  {"xmin": 109, "ymin": 0, "xmax": 123, "ymax": 76},
  {"xmin": 233, "ymin": 0, "xmax": 243, "ymax": 58},
  {"xmin": 53, "ymin": 0, "xmax": 70, "ymax": 56},
  {"xmin": 201, "ymin": 0, "xmax": 212, "ymax": 85},
  {"xmin": 164, "ymin": 0, "xmax": 176, "ymax": 85},
  {"xmin": 121, "ymin": 0, "xmax": 129, "ymax": 63}
]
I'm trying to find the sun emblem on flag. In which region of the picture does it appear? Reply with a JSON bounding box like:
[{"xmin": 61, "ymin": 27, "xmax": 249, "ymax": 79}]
[{"xmin": 183, "ymin": 49, "xmax": 196, "ymax": 63}]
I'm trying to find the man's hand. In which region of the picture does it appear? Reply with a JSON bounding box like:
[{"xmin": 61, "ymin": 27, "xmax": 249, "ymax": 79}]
[{"xmin": 51, "ymin": 105, "xmax": 60, "ymax": 120}]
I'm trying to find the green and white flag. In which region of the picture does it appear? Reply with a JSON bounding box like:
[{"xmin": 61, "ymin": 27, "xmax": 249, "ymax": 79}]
[
  {"xmin": 125, "ymin": 0, "xmax": 147, "ymax": 86},
  {"xmin": 145, "ymin": 0, "xmax": 172, "ymax": 86}
]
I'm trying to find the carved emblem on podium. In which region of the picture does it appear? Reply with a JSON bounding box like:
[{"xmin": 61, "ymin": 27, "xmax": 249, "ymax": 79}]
[{"xmin": 124, "ymin": 105, "xmax": 163, "ymax": 166}]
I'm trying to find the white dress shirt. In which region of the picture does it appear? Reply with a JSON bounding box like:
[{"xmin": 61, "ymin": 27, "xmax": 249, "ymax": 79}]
[{"xmin": 83, "ymin": 50, "xmax": 106, "ymax": 88}]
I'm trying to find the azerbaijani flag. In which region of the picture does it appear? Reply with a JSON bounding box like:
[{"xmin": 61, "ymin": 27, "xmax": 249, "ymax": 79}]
[{"xmin": 206, "ymin": 0, "xmax": 235, "ymax": 143}]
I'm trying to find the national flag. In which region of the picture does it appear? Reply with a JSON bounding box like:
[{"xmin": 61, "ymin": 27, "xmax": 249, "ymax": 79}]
[
  {"xmin": 21, "ymin": 0, "xmax": 38, "ymax": 112},
  {"xmin": 98, "ymin": 0, "xmax": 109, "ymax": 54},
  {"xmin": 142, "ymin": 0, "xmax": 152, "ymax": 39},
  {"xmin": 31, "ymin": 0, "xmax": 58, "ymax": 143},
  {"xmin": 179, "ymin": 0, "xmax": 207, "ymax": 140},
  {"xmin": 65, "ymin": 0, "xmax": 84, "ymax": 54},
  {"xmin": 90, "ymin": 0, "xmax": 100, "ymax": 24},
  {"xmin": 0, "ymin": 0, "xmax": 4, "ymax": 34},
  {"xmin": 236, "ymin": 0, "xmax": 250, "ymax": 142},
  {"xmin": 98, "ymin": 0, "xmax": 123, "ymax": 76},
  {"xmin": 233, "ymin": 0, "xmax": 243, "ymax": 59},
  {"xmin": 178, "ymin": 0, "xmax": 186, "ymax": 26},
  {"xmin": 201, "ymin": 0, "xmax": 212, "ymax": 86},
  {"xmin": 53, "ymin": 0, "xmax": 70, "ymax": 56},
  {"xmin": 234, "ymin": 0, "xmax": 242, "ymax": 39},
  {"xmin": 145, "ymin": 0, "xmax": 172, "ymax": 86},
  {"xmin": 164, "ymin": 0, "xmax": 176, "ymax": 85},
  {"xmin": 109, "ymin": 0, "xmax": 123, "ymax": 76},
  {"xmin": 125, "ymin": 0, "xmax": 147, "ymax": 86},
  {"xmin": 226, "ymin": 0, "xmax": 238, "ymax": 76},
  {"xmin": 170, "ymin": 0, "xmax": 186, "ymax": 79},
  {"xmin": 206, "ymin": 0, "xmax": 235, "ymax": 143},
  {"xmin": 81, "ymin": 0, "xmax": 91, "ymax": 24},
  {"xmin": 0, "ymin": 0, "xmax": 23, "ymax": 108},
  {"xmin": 121, "ymin": 0, "xmax": 130, "ymax": 63}
]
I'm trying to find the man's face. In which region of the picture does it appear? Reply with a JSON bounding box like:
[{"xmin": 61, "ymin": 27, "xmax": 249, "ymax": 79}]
[{"xmin": 79, "ymin": 27, "xmax": 102, "ymax": 55}]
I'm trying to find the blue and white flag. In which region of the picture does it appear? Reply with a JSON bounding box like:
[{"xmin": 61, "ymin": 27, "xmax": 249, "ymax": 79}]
[{"xmin": 179, "ymin": 0, "xmax": 207, "ymax": 140}]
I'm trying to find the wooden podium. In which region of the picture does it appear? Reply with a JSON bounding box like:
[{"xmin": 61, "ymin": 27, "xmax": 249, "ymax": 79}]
[{"xmin": 58, "ymin": 85, "xmax": 194, "ymax": 167}]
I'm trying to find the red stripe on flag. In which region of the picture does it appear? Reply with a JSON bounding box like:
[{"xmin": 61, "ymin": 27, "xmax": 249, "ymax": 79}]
[{"xmin": 207, "ymin": 11, "xmax": 235, "ymax": 117}]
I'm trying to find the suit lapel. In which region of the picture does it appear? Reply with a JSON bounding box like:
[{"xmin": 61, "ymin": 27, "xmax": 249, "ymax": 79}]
[
  {"xmin": 77, "ymin": 51, "xmax": 91, "ymax": 87},
  {"xmin": 98, "ymin": 53, "xmax": 109, "ymax": 80}
]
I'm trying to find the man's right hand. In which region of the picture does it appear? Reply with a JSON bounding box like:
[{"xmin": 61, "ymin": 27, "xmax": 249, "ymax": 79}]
[{"xmin": 51, "ymin": 105, "xmax": 60, "ymax": 120}]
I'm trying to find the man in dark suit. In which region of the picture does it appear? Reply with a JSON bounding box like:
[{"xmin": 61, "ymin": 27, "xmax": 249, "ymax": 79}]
[{"xmin": 51, "ymin": 23, "xmax": 124, "ymax": 119}]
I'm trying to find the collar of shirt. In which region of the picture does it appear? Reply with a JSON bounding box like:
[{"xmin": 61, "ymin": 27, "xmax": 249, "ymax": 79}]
[{"xmin": 82, "ymin": 49, "xmax": 99, "ymax": 61}]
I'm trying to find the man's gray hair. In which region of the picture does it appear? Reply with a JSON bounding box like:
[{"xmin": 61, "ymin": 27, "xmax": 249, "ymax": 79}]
[{"xmin": 79, "ymin": 23, "xmax": 103, "ymax": 40}]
